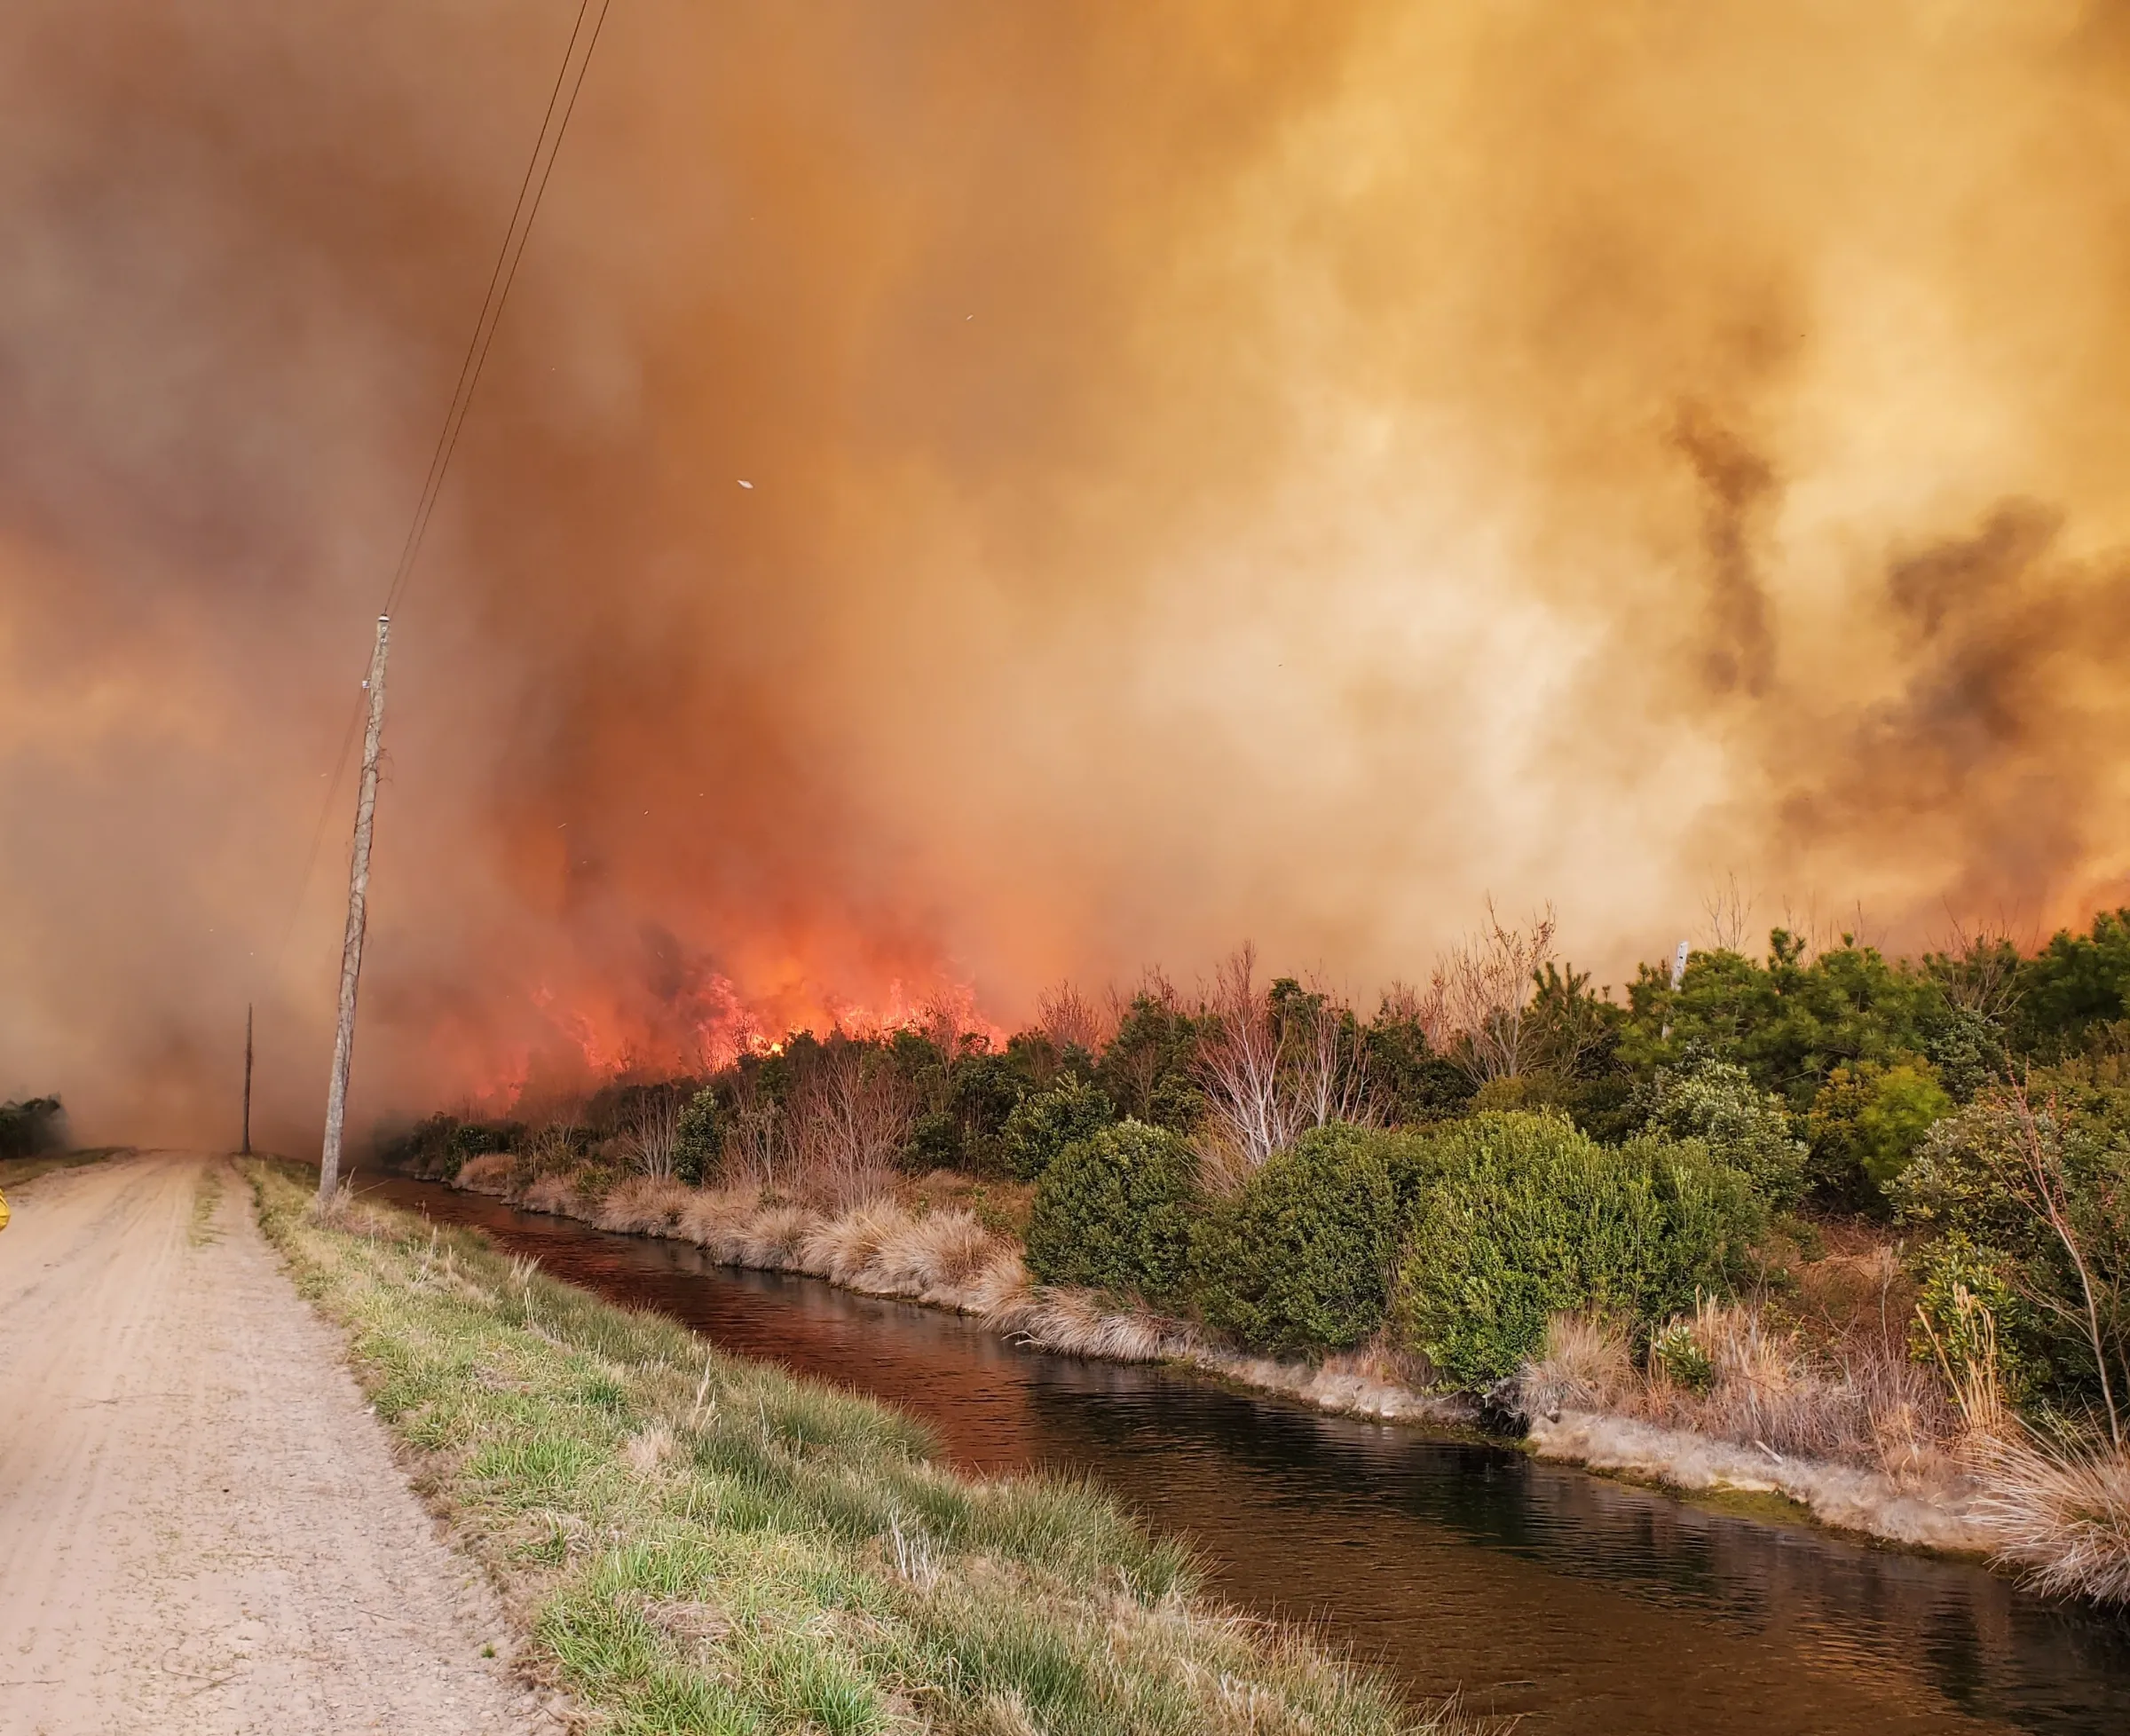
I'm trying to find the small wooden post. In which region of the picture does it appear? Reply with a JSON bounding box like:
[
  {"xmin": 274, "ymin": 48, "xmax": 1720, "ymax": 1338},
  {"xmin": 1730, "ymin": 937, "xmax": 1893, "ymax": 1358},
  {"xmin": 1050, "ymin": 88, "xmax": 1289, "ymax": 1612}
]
[
  {"xmin": 318, "ymin": 615, "xmax": 391, "ymax": 1204},
  {"xmin": 241, "ymin": 1003, "xmax": 254, "ymax": 1156}
]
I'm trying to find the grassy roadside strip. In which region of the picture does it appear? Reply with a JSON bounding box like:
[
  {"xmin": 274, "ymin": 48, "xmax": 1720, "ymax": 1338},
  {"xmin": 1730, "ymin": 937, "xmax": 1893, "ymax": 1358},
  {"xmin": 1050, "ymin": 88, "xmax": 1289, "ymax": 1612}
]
[
  {"xmin": 249, "ymin": 1163, "xmax": 1475, "ymax": 1736},
  {"xmin": 0, "ymin": 1145, "xmax": 128, "ymax": 1193}
]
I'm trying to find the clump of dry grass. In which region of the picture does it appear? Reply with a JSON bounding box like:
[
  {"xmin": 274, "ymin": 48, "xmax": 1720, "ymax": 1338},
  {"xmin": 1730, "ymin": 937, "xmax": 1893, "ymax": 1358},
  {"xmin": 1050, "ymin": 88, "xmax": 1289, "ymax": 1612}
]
[
  {"xmin": 454, "ymin": 1151, "xmax": 513, "ymax": 1194},
  {"xmin": 518, "ymin": 1172, "xmax": 580, "ymax": 1217},
  {"xmin": 1971, "ymin": 1430, "xmax": 2130, "ymax": 1603},
  {"xmin": 1516, "ymin": 1313, "xmax": 1632, "ymax": 1417},
  {"xmin": 494, "ymin": 1157, "xmax": 1037, "ymax": 1315},
  {"xmin": 990, "ymin": 1285, "xmax": 1197, "ymax": 1363},
  {"xmin": 1519, "ymin": 1298, "xmax": 1963, "ymax": 1477},
  {"xmin": 800, "ymin": 1197, "xmax": 908, "ymax": 1285}
]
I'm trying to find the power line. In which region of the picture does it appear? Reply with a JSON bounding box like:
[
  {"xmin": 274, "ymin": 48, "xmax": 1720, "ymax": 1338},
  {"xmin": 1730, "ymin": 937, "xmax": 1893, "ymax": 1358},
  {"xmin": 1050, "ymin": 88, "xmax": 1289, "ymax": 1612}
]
[
  {"xmin": 386, "ymin": 0, "xmax": 613, "ymax": 616},
  {"xmin": 383, "ymin": 0, "xmax": 601, "ymax": 618},
  {"xmin": 271, "ymin": 0, "xmax": 615, "ymax": 965}
]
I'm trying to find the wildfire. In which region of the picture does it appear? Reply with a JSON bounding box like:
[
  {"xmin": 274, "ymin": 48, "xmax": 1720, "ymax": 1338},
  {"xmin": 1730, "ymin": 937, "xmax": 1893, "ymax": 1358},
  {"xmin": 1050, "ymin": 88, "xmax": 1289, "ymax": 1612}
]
[{"xmin": 468, "ymin": 956, "xmax": 1011, "ymax": 1112}]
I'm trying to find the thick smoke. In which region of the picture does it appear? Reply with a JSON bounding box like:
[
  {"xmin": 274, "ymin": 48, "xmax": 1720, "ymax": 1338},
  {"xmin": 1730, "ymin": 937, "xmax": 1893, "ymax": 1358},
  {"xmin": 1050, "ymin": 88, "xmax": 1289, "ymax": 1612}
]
[{"xmin": 5, "ymin": 3, "xmax": 2130, "ymax": 1147}]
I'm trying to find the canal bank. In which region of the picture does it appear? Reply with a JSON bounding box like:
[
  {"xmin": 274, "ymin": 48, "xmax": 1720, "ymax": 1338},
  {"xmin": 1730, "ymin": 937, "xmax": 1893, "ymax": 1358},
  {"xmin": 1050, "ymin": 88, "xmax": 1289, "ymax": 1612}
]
[{"xmin": 363, "ymin": 1170, "xmax": 2130, "ymax": 1735}]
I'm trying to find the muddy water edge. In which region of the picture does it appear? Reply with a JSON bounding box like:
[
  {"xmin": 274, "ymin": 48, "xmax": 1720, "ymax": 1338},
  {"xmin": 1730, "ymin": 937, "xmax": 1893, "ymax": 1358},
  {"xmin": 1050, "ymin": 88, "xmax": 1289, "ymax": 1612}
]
[{"xmin": 360, "ymin": 1173, "xmax": 2130, "ymax": 1735}]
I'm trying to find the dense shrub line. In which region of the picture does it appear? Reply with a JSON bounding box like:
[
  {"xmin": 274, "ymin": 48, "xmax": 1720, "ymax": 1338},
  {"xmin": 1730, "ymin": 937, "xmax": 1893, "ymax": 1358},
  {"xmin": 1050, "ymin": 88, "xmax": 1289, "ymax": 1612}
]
[
  {"xmin": 385, "ymin": 909, "xmax": 2130, "ymax": 1434},
  {"xmin": 1014, "ymin": 1109, "xmax": 1765, "ymax": 1388}
]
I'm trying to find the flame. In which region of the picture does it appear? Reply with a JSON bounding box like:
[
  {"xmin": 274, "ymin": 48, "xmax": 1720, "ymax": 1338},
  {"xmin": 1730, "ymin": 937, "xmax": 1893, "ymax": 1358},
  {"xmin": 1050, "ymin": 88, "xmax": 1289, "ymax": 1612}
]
[{"xmin": 459, "ymin": 949, "xmax": 1014, "ymax": 1112}]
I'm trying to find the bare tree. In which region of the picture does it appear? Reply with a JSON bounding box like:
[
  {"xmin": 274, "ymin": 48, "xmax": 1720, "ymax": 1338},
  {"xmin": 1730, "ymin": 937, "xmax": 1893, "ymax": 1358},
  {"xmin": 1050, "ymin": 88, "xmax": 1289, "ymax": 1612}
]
[
  {"xmin": 785, "ymin": 1042, "xmax": 914, "ymax": 1206},
  {"xmin": 1701, "ymin": 872, "xmax": 1757, "ymax": 952},
  {"xmin": 1194, "ymin": 951, "xmax": 1377, "ymax": 1192},
  {"xmin": 721, "ymin": 1071, "xmax": 784, "ymax": 1192},
  {"xmin": 1037, "ymin": 980, "xmax": 1108, "ymax": 1054},
  {"xmin": 1195, "ymin": 944, "xmax": 1297, "ymax": 1188},
  {"xmin": 1290, "ymin": 974, "xmax": 1377, "ymax": 1131},
  {"xmin": 1428, "ymin": 900, "xmax": 1558, "ymax": 1083},
  {"xmin": 621, "ymin": 1087, "xmax": 683, "ymax": 1181},
  {"xmin": 1932, "ymin": 913, "xmax": 2026, "ymax": 1022}
]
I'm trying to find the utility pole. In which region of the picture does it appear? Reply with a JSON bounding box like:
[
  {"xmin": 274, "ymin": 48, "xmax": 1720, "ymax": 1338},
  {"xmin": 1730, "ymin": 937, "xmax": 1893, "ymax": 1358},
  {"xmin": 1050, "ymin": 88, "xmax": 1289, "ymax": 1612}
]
[
  {"xmin": 318, "ymin": 615, "xmax": 390, "ymax": 1205},
  {"xmin": 241, "ymin": 1003, "xmax": 254, "ymax": 1156}
]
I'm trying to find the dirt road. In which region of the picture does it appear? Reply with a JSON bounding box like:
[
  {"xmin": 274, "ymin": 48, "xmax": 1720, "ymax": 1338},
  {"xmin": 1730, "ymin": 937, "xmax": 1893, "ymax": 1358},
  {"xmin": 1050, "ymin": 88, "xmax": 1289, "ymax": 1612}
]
[{"xmin": 0, "ymin": 1152, "xmax": 553, "ymax": 1734}]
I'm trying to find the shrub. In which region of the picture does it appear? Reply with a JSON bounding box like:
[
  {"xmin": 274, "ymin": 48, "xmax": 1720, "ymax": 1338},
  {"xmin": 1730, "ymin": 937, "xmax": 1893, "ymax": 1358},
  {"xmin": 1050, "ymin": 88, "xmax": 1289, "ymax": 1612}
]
[
  {"xmin": 1649, "ymin": 1318, "xmax": 1714, "ymax": 1392},
  {"xmin": 1645, "ymin": 1054, "xmax": 1807, "ymax": 1208},
  {"xmin": 1024, "ymin": 1119, "xmax": 1200, "ymax": 1305},
  {"xmin": 674, "ymin": 1085, "xmax": 722, "ymax": 1185},
  {"xmin": 1895, "ymin": 1083, "xmax": 2130, "ymax": 1411},
  {"xmin": 375, "ymin": 1112, "xmax": 516, "ymax": 1180},
  {"xmin": 1392, "ymin": 1112, "xmax": 1764, "ymax": 1390},
  {"xmin": 998, "ymin": 1077, "xmax": 1115, "ymax": 1180},
  {"xmin": 0, "ymin": 1095, "xmax": 67, "ymax": 1161},
  {"xmin": 1190, "ymin": 1124, "xmax": 1421, "ymax": 1353},
  {"xmin": 1908, "ymin": 1229, "xmax": 2038, "ymax": 1407},
  {"xmin": 1806, "ymin": 1057, "xmax": 1952, "ymax": 1209},
  {"xmin": 1093, "ymin": 991, "xmax": 1206, "ymax": 1132}
]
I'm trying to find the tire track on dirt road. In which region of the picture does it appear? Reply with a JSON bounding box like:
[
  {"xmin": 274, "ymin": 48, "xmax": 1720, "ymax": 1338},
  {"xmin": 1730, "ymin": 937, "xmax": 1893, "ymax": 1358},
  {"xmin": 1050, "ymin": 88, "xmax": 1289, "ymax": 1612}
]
[{"xmin": 0, "ymin": 1151, "xmax": 561, "ymax": 1733}]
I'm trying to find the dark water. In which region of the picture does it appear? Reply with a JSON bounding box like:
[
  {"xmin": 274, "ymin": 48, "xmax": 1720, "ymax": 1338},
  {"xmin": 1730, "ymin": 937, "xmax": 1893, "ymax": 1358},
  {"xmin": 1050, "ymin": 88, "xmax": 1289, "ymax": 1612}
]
[{"xmin": 362, "ymin": 1174, "xmax": 2130, "ymax": 1734}]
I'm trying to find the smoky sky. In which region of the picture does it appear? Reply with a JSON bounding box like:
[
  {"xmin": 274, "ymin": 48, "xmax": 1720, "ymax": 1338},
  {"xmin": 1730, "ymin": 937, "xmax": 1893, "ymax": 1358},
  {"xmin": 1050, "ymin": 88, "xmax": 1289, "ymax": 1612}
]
[{"xmin": 7, "ymin": 2, "xmax": 2130, "ymax": 1148}]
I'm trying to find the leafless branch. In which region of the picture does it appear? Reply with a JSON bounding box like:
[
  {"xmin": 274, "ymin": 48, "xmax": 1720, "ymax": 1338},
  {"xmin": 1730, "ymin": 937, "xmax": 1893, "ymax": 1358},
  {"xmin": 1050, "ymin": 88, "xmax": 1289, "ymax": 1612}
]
[
  {"xmin": 621, "ymin": 1087, "xmax": 683, "ymax": 1181},
  {"xmin": 1036, "ymin": 980, "xmax": 1108, "ymax": 1053},
  {"xmin": 2008, "ymin": 1084, "xmax": 2123, "ymax": 1448},
  {"xmin": 1428, "ymin": 900, "xmax": 1558, "ymax": 1083}
]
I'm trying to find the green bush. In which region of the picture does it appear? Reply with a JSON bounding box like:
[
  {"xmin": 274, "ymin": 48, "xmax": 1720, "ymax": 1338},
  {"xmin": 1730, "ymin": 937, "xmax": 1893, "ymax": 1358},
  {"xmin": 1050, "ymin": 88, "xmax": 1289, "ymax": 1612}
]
[
  {"xmin": 0, "ymin": 1095, "xmax": 67, "ymax": 1161},
  {"xmin": 1645, "ymin": 1055, "xmax": 1806, "ymax": 1209},
  {"xmin": 1191, "ymin": 1124, "xmax": 1424, "ymax": 1353},
  {"xmin": 1650, "ymin": 1319, "xmax": 1713, "ymax": 1392},
  {"xmin": 1093, "ymin": 993, "xmax": 1206, "ymax": 1132},
  {"xmin": 1893, "ymin": 1081, "xmax": 2130, "ymax": 1409},
  {"xmin": 1907, "ymin": 1228, "xmax": 2038, "ymax": 1406},
  {"xmin": 1024, "ymin": 1119, "xmax": 1200, "ymax": 1305},
  {"xmin": 674, "ymin": 1085, "xmax": 723, "ymax": 1186},
  {"xmin": 1806, "ymin": 1057, "xmax": 1952, "ymax": 1209},
  {"xmin": 998, "ymin": 1077, "xmax": 1116, "ymax": 1180},
  {"xmin": 376, "ymin": 1112, "xmax": 516, "ymax": 1180},
  {"xmin": 1392, "ymin": 1112, "xmax": 1764, "ymax": 1390}
]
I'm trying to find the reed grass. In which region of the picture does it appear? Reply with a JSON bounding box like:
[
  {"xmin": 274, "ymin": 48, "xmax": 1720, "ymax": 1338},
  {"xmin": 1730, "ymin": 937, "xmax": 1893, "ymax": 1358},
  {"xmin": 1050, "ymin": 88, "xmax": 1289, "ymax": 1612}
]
[
  {"xmin": 1519, "ymin": 1300, "xmax": 1963, "ymax": 1476},
  {"xmin": 1970, "ymin": 1430, "xmax": 2130, "ymax": 1604},
  {"xmin": 251, "ymin": 1162, "xmax": 1477, "ymax": 1734}
]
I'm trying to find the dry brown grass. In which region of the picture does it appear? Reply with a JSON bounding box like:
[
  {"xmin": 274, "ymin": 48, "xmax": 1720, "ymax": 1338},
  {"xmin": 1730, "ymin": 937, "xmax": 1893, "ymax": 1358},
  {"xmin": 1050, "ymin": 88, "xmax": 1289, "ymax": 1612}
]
[
  {"xmin": 518, "ymin": 1172, "xmax": 579, "ymax": 1217},
  {"xmin": 1519, "ymin": 1298, "xmax": 1963, "ymax": 1477},
  {"xmin": 1971, "ymin": 1430, "xmax": 2130, "ymax": 1603},
  {"xmin": 453, "ymin": 1151, "xmax": 513, "ymax": 1194},
  {"xmin": 591, "ymin": 1175, "xmax": 692, "ymax": 1235},
  {"xmin": 495, "ymin": 1161, "xmax": 1037, "ymax": 1316},
  {"xmin": 988, "ymin": 1285, "xmax": 1196, "ymax": 1363}
]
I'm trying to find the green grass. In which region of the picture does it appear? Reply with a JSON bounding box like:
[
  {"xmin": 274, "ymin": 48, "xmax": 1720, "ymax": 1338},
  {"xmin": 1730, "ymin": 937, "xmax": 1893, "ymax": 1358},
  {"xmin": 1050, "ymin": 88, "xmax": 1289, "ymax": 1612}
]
[
  {"xmin": 249, "ymin": 1162, "xmax": 1474, "ymax": 1735},
  {"xmin": 190, "ymin": 1165, "xmax": 225, "ymax": 1246}
]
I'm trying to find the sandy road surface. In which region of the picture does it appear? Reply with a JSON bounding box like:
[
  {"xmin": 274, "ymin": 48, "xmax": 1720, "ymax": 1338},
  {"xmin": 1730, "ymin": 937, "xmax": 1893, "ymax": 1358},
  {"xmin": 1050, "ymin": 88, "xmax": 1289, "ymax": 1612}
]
[{"xmin": 0, "ymin": 1152, "xmax": 555, "ymax": 1734}]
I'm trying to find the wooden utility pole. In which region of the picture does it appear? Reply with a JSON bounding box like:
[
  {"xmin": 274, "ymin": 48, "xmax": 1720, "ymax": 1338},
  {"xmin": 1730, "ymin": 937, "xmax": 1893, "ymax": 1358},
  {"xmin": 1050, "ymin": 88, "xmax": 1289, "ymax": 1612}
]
[
  {"xmin": 241, "ymin": 1003, "xmax": 254, "ymax": 1156},
  {"xmin": 318, "ymin": 615, "xmax": 390, "ymax": 1204}
]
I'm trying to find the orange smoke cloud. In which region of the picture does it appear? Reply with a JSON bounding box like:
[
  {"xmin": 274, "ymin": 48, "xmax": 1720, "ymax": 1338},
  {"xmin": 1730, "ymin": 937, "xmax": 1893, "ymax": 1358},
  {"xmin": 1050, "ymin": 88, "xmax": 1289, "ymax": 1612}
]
[{"xmin": 5, "ymin": 4, "xmax": 2130, "ymax": 1147}]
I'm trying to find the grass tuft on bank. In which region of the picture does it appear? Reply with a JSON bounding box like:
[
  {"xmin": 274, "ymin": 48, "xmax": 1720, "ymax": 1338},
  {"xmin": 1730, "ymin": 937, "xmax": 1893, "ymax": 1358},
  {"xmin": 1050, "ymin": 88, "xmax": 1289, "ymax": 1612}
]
[{"xmin": 249, "ymin": 1162, "xmax": 1471, "ymax": 1735}]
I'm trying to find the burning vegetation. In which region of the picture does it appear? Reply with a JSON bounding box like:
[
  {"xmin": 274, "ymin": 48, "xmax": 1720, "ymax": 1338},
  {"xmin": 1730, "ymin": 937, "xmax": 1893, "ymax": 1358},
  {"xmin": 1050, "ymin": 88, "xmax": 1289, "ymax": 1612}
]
[{"xmin": 386, "ymin": 904, "xmax": 2130, "ymax": 1604}]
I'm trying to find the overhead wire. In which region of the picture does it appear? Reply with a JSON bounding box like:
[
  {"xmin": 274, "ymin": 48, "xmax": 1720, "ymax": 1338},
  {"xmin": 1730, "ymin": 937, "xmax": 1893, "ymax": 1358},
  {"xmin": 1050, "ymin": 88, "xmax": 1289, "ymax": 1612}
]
[{"xmin": 271, "ymin": 0, "xmax": 615, "ymax": 967}]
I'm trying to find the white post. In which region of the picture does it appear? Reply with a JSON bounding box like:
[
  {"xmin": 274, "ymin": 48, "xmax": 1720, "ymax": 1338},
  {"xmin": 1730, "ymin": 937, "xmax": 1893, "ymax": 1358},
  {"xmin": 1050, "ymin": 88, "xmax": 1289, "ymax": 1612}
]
[
  {"xmin": 318, "ymin": 615, "xmax": 391, "ymax": 1204},
  {"xmin": 1661, "ymin": 938, "xmax": 1690, "ymax": 1044}
]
